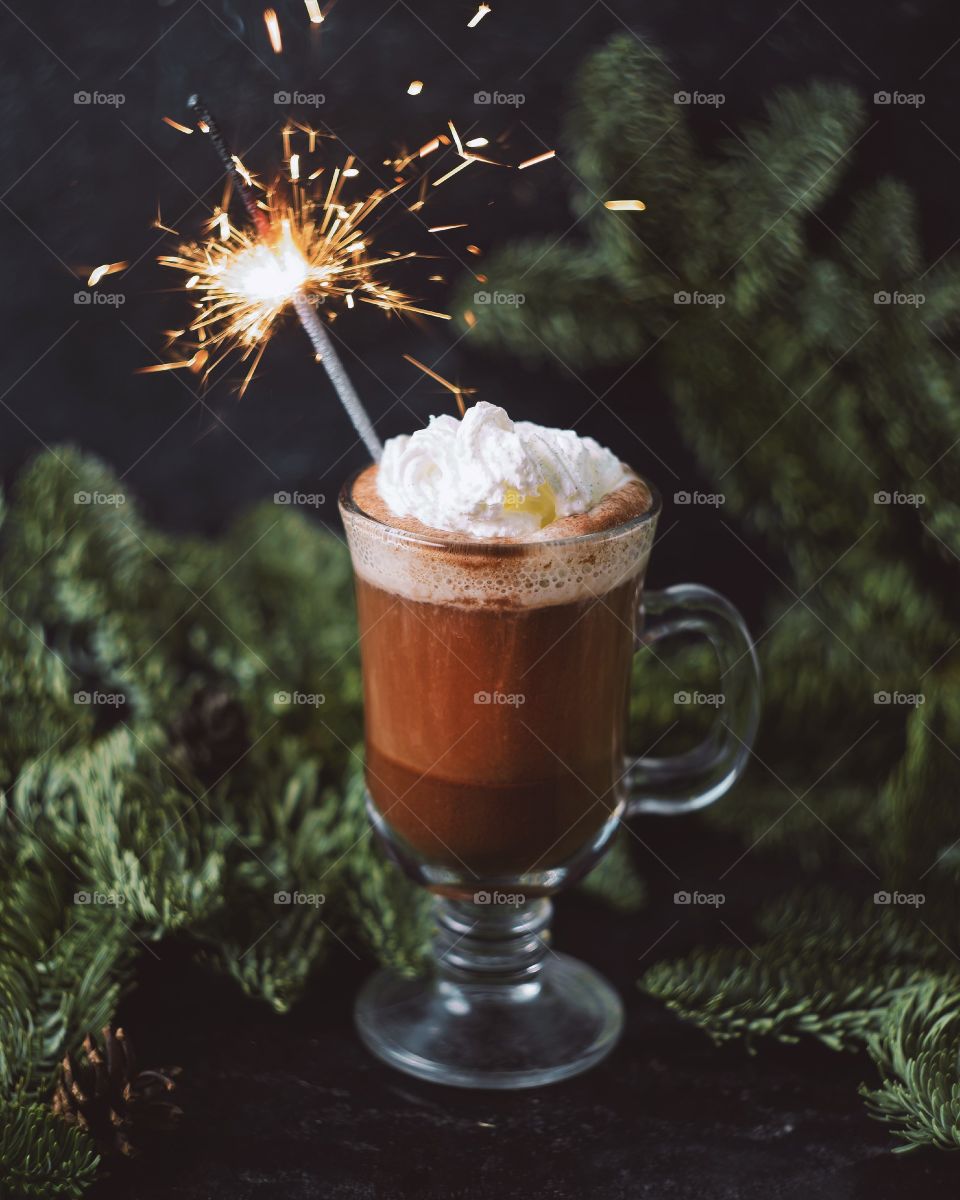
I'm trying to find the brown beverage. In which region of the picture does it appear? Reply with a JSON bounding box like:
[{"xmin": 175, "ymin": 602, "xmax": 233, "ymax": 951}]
[{"xmin": 341, "ymin": 465, "xmax": 657, "ymax": 878}]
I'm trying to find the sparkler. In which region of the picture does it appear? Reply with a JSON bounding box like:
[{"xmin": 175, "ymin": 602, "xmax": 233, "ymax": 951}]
[
  {"xmin": 148, "ymin": 91, "xmax": 553, "ymax": 451},
  {"xmin": 154, "ymin": 95, "xmax": 466, "ymax": 462}
]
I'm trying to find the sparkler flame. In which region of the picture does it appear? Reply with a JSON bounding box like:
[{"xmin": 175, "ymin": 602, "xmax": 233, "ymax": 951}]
[{"xmin": 154, "ymin": 123, "xmax": 461, "ymax": 399}]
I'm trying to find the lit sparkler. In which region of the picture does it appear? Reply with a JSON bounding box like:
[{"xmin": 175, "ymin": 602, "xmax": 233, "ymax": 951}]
[{"xmin": 150, "ymin": 96, "xmax": 479, "ymax": 461}]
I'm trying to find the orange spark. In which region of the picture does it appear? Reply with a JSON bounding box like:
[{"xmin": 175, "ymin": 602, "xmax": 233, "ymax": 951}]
[
  {"xmin": 87, "ymin": 261, "xmax": 128, "ymax": 287},
  {"xmin": 518, "ymin": 149, "xmax": 555, "ymax": 170},
  {"xmin": 403, "ymin": 353, "xmax": 476, "ymax": 417},
  {"xmin": 163, "ymin": 116, "xmax": 194, "ymax": 135},
  {"xmin": 263, "ymin": 8, "xmax": 282, "ymax": 53}
]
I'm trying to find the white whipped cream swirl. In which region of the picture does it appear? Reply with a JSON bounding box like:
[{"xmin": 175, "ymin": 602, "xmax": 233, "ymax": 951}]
[{"xmin": 377, "ymin": 401, "xmax": 630, "ymax": 538}]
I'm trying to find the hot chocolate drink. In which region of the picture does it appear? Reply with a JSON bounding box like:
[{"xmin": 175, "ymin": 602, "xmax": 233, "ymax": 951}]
[{"xmin": 340, "ymin": 404, "xmax": 657, "ymax": 879}]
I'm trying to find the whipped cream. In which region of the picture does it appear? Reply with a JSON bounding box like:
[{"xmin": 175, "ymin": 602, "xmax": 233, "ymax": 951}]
[{"xmin": 377, "ymin": 401, "xmax": 631, "ymax": 538}]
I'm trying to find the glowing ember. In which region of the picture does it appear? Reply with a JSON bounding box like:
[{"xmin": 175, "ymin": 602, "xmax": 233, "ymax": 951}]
[
  {"xmin": 468, "ymin": 3, "xmax": 491, "ymax": 28},
  {"xmin": 304, "ymin": 0, "xmax": 323, "ymax": 22},
  {"xmin": 403, "ymin": 353, "xmax": 477, "ymax": 417},
  {"xmin": 87, "ymin": 261, "xmax": 128, "ymax": 287},
  {"xmin": 432, "ymin": 159, "xmax": 472, "ymax": 187},
  {"xmin": 465, "ymin": 137, "xmax": 488, "ymax": 148},
  {"xmin": 263, "ymin": 8, "xmax": 282, "ymax": 53},
  {"xmin": 518, "ymin": 149, "xmax": 555, "ymax": 170},
  {"xmin": 604, "ymin": 199, "xmax": 646, "ymax": 211},
  {"xmin": 407, "ymin": 80, "xmax": 424, "ymax": 96},
  {"xmin": 163, "ymin": 116, "xmax": 194, "ymax": 135}
]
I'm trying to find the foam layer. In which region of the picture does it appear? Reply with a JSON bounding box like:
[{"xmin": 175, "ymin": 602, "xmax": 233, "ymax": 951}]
[{"xmin": 343, "ymin": 465, "xmax": 657, "ymax": 609}]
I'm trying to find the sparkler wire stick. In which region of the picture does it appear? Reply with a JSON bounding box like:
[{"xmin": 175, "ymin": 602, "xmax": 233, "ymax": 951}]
[
  {"xmin": 292, "ymin": 290, "xmax": 383, "ymax": 460},
  {"xmin": 187, "ymin": 94, "xmax": 383, "ymax": 461}
]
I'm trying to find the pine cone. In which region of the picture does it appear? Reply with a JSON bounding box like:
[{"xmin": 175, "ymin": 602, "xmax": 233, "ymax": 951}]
[
  {"xmin": 51, "ymin": 1027, "xmax": 182, "ymax": 1158},
  {"xmin": 170, "ymin": 686, "xmax": 250, "ymax": 786}
]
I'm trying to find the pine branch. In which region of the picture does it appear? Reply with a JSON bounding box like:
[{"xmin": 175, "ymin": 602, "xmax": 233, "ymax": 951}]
[
  {"xmin": 641, "ymin": 891, "xmax": 953, "ymax": 1051},
  {"xmin": 861, "ymin": 979, "xmax": 960, "ymax": 1151},
  {"xmin": 0, "ymin": 1100, "xmax": 99, "ymax": 1198}
]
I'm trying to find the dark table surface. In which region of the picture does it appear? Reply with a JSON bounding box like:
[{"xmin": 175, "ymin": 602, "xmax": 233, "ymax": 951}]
[{"xmin": 89, "ymin": 820, "xmax": 960, "ymax": 1200}]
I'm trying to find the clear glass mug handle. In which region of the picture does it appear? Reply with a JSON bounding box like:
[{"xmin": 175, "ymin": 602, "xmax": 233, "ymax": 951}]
[{"xmin": 626, "ymin": 583, "xmax": 761, "ymax": 815}]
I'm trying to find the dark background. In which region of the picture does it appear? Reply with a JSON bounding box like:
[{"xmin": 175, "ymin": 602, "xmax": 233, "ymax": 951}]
[
  {"xmin": 3, "ymin": 0, "xmax": 958, "ymax": 621},
  {"xmin": 4, "ymin": 2, "xmax": 960, "ymax": 1196}
]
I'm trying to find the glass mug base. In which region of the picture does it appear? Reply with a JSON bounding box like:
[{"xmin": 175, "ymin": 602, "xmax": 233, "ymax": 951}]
[{"xmin": 354, "ymin": 896, "xmax": 623, "ymax": 1089}]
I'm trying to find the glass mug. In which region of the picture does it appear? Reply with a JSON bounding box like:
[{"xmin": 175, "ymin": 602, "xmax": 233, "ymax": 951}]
[{"xmin": 340, "ymin": 467, "xmax": 760, "ymax": 1088}]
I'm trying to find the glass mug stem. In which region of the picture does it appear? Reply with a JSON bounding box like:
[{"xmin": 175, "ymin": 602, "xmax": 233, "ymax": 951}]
[{"xmin": 341, "ymin": 469, "xmax": 761, "ymax": 1088}]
